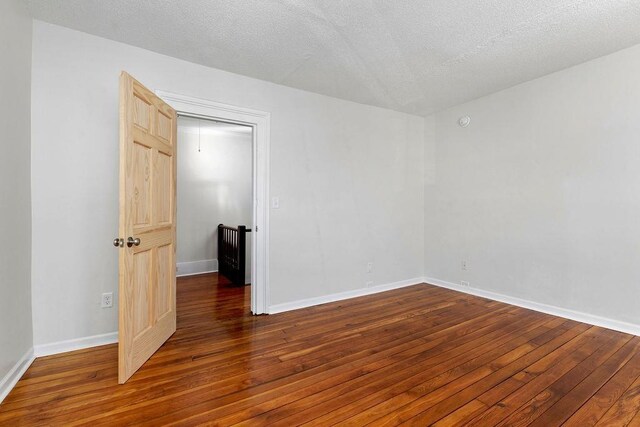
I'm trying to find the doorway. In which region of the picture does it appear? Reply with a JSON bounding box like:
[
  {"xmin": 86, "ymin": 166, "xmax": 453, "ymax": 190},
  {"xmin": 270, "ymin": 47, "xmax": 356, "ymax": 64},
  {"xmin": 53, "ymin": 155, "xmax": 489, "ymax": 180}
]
[
  {"xmin": 176, "ymin": 116, "xmax": 253, "ymax": 298},
  {"xmin": 117, "ymin": 74, "xmax": 270, "ymax": 383},
  {"xmin": 157, "ymin": 91, "xmax": 270, "ymax": 315}
]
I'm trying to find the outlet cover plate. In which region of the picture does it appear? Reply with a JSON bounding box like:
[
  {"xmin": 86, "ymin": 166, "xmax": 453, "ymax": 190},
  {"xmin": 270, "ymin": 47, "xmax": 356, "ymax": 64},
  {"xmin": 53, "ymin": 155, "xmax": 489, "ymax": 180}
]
[{"xmin": 101, "ymin": 292, "xmax": 113, "ymax": 308}]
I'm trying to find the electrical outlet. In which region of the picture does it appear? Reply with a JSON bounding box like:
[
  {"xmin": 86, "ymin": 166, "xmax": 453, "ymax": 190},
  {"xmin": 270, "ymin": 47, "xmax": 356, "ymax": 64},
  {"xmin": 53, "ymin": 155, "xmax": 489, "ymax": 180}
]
[
  {"xmin": 271, "ymin": 197, "xmax": 280, "ymax": 209},
  {"xmin": 461, "ymin": 260, "xmax": 468, "ymax": 271},
  {"xmin": 101, "ymin": 292, "xmax": 113, "ymax": 308},
  {"xmin": 366, "ymin": 262, "xmax": 373, "ymax": 273},
  {"xmin": 366, "ymin": 281, "xmax": 374, "ymax": 288},
  {"xmin": 461, "ymin": 281, "xmax": 470, "ymax": 287}
]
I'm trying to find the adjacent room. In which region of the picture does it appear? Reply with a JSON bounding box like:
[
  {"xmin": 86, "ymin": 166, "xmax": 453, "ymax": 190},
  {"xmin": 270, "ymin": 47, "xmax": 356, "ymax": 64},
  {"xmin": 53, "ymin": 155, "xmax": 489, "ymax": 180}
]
[
  {"xmin": 177, "ymin": 115, "xmax": 253, "ymax": 288},
  {"xmin": 1, "ymin": 0, "xmax": 640, "ymax": 425}
]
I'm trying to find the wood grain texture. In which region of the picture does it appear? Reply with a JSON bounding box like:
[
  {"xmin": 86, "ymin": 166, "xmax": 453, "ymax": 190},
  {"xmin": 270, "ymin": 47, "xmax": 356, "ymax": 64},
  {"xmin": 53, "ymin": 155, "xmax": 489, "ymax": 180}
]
[
  {"xmin": 119, "ymin": 72, "xmax": 177, "ymax": 383},
  {"xmin": 0, "ymin": 274, "xmax": 638, "ymax": 426}
]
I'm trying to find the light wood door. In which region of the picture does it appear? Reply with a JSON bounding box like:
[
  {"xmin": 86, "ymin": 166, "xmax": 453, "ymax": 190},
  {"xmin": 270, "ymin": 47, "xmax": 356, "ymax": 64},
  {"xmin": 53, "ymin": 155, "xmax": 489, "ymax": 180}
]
[{"xmin": 118, "ymin": 72, "xmax": 177, "ymax": 384}]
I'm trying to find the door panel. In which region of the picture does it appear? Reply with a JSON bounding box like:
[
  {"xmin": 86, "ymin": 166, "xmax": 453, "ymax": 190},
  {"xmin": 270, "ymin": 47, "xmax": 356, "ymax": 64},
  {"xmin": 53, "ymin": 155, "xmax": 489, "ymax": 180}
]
[
  {"xmin": 156, "ymin": 111, "xmax": 173, "ymax": 143},
  {"xmin": 132, "ymin": 250, "xmax": 152, "ymax": 338},
  {"xmin": 154, "ymin": 152, "xmax": 172, "ymax": 225},
  {"xmin": 156, "ymin": 243, "xmax": 173, "ymax": 320},
  {"xmin": 119, "ymin": 72, "xmax": 177, "ymax": 384},
  {"xmin": 132, "ymin": 142, "xmax": 152, "ymax": 227}
]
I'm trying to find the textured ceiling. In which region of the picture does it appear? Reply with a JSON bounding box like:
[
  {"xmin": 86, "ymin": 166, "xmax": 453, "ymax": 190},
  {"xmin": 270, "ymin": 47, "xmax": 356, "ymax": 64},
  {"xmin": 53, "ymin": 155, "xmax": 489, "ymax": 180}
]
[{"xmin": 28, "ymin": 0, "xmax": 640, "ymax": 116}]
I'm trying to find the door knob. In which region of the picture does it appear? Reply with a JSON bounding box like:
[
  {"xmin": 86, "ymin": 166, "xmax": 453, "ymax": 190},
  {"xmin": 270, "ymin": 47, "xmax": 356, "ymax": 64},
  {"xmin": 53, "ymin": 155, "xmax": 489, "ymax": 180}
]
[
  {"xmin": 113, "ymin": 238, "xmax": 124, "ymax": 247},
  {"xmin": 127, "ymin": 237, "xmax": 141, "ymax": 247}
]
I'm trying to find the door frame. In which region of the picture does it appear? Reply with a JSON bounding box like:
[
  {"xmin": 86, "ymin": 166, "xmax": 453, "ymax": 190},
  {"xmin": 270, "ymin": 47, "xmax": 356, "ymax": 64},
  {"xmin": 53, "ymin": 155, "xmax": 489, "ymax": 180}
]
[{"xmin": 156, "ymin": 90, "xmax": 270, "ymax": 315}]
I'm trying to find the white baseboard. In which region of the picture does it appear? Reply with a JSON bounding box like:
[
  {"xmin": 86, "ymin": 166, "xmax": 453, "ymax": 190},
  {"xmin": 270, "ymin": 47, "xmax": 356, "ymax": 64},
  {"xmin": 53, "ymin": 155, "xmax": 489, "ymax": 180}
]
[
  {"xmin": 34, "ymin": 332, "xmax": 118, "ymax": 358},
  {"xmin": 268, "ymin": 277, "xmax": 424, "ymax": 314},
  {"xmin": 424, "ymin": 276, "xmax": 640, "ymax": 337},
  {"xmin": 0, "ymin": 348, "xmax": 35, "ymax": 404},
  {"xmin": 176, "ymin": 259, "xmax": 218, "ymax": 277}
]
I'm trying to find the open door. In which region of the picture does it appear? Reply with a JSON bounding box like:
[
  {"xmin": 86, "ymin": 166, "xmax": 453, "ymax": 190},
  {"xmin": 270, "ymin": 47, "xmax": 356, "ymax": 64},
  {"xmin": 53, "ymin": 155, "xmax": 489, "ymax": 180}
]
[{"xmin": 117, "ymin": 72, "xmax": 177, "ymax": 384}]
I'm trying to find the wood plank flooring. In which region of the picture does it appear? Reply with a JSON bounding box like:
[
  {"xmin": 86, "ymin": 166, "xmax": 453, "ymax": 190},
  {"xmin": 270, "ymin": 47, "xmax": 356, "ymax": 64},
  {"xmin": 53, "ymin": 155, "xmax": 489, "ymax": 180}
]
[{"xmin": 1, "ymin": 273, "xmax": 639, "ymax": 426}]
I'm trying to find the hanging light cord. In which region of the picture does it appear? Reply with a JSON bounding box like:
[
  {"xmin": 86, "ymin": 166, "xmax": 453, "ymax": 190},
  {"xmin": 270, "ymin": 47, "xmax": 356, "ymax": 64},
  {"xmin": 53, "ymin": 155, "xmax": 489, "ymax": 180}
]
[{"xmin": 198, "ymin": 119, "xmax": 202, "ymax": 152}]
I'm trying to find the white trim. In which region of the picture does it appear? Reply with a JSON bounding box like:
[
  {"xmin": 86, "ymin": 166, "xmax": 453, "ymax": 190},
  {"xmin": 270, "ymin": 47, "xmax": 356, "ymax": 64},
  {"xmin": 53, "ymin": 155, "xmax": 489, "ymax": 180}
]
[
  {"xmin": 157, "ymin": 91, "xmax": 270, "ymax": 315},
  {"xmin": 0, "ymin": 348, "xmax": 35, "ymax": 404},
  {"xmin": 424, "ymin": 277, "xmax": 640, "ymax": 337},
  {"xmin": 34, "ymin": 332, "xmax": 118, "ymax": 358},
  {"xmin": 176, "ymin": 259, "xmax": 218, "ymax": 277},
  {"xmin": 268, "ymin": 277, "xmax": 424, "ymax": 314}
]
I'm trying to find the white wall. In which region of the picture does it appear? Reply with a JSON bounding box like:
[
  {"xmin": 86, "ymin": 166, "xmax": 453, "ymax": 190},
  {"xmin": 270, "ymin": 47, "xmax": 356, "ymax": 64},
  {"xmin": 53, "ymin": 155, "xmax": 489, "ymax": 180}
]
[
  {"xmin": 31, "ymin": 22, "xmax": 425, "ymax": 346},
  {"xmin": 177, "ymin": 118, "xmax": 252, "ymax": 280},
  {"xmin": 0, "ymin": 0, "xmax": 33, "ymax": 393},
  {"xmin": 425, "ymin": 42, "xmax": 640, "ymax": 328}
]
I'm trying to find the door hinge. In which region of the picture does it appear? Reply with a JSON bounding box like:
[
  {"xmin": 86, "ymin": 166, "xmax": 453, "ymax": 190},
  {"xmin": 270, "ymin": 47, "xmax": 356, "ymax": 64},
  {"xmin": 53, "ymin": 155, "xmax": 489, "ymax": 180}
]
[{"xmin": 255, "ymin": 226, "xmax": 258, "ymax": 232}]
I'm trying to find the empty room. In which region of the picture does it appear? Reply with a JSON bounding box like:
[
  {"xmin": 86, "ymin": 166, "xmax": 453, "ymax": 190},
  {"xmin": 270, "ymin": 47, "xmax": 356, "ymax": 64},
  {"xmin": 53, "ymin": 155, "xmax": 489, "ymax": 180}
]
[{"xmin": 1, "ymin": 0, "xmax": 640, "ymax": 425}]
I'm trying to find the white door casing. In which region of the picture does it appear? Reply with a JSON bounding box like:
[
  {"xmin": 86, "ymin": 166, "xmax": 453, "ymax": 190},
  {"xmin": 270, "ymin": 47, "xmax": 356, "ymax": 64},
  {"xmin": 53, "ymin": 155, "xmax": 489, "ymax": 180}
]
[{"xmin": 156, "ymin": 91, "xmax": 270, "ymax": 315}]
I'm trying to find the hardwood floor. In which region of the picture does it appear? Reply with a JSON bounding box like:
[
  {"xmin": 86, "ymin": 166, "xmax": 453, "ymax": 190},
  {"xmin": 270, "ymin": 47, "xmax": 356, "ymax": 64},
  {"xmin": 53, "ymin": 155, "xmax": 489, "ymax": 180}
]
[{"xmin": 1, "ymin": 273, "xmax": 639, "ymax": 426}]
